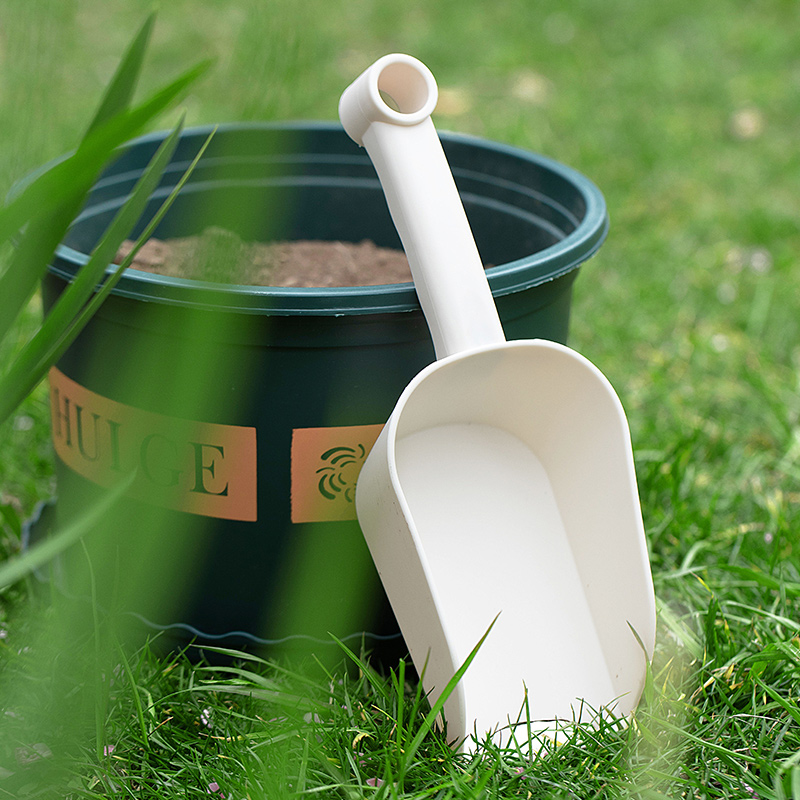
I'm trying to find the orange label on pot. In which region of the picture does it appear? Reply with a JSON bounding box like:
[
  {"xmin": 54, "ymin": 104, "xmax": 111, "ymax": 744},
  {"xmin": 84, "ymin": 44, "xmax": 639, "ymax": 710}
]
[
  {"xmin": 291, "ymin": 424, "xmax": 383, "ymax": 523},
  {"xmin": 49, "ymin": 367, "xmax": 257, "ymax": 521}
]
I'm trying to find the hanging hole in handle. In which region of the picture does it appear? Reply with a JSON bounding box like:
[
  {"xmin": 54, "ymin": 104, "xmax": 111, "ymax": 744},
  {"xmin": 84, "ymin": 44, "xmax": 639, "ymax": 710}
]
[{"xmin": 376, "ymin": 59, "xmax": 435, "ymax": 116}]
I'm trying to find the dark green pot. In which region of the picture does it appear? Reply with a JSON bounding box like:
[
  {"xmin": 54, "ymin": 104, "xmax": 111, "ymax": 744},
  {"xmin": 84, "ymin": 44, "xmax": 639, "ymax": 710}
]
[{"xmin": 42, "ymin": 122, "xmax": 608, "ymax": 659}]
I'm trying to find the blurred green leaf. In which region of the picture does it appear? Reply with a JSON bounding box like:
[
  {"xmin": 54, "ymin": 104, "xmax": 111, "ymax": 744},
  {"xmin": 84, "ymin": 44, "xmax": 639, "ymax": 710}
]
[
  {"xmin": 0, "ymin": 55, "xmax": 211, "ymax": 347},
  {"xmin": 0, "ymin": 121, "xmax": 218, "ymax": 423},
  {"xmin": 84, "ymin": 11, "xmax": 156, "ymax": 137},
  {"xmin": 0, "ymin": 12, "xmax": 214, "ymax": 588},
  {"xmin": 0, "ymin": 503, "xmax": 22, "ymax": 541},
  {"xmin": 0, "ymin": 472, "xmax": 132, "ymax": 591},
  {"xmin": 655, "ymin": 596, "xmax": 704, "ymax": 661},
  {"xmin": 62, "ymin": 127, "xmax": 216, "ymax": 358}
]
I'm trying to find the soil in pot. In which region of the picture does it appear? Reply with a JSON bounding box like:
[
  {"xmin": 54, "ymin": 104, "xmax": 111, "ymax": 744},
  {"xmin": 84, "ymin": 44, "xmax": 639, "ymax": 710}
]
[{"xmin": 115, "ymin": 226, "xmax": 418, "ymax": 287}]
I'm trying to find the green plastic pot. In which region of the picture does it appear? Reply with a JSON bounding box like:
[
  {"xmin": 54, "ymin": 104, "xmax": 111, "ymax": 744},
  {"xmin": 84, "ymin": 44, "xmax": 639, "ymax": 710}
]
[{"xmin": 42, "ymin": 122, "xmax": 608, "ymax": 657}]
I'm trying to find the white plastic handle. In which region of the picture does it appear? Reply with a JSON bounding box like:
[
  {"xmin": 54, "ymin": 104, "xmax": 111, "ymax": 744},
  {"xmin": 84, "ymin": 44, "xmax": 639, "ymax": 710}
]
[{"xmin": 339, "ymin": 53, "xmax": 506, "ymax": 360}]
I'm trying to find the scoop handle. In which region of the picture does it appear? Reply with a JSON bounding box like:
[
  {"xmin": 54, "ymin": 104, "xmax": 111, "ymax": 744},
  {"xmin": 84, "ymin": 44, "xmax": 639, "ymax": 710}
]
[{"xmin": 339, "ymin": 53, "xmax": 505, "ymax": 360}]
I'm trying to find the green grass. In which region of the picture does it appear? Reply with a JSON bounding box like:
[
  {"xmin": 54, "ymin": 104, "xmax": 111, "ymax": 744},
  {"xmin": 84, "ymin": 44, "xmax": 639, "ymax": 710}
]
[{"xmin": 2, "ymin": 0, "xmax": 800, "ymax": 797}]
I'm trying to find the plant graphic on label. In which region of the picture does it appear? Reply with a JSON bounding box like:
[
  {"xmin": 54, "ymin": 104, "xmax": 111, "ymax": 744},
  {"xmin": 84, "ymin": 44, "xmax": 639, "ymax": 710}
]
[
  {"xmin": 291, "ymin": 425, "xmax": 383, "ymax": 523},
  {"xmin": 316, "ymin": 444, "xmax": 367, "ymax": 503}
]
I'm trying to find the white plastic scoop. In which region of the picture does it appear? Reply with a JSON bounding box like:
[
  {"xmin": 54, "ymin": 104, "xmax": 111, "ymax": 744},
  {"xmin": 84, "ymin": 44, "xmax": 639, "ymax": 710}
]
[{"xmin": 339, "ymin": 54, "xmax": 656, "ymax": 749}]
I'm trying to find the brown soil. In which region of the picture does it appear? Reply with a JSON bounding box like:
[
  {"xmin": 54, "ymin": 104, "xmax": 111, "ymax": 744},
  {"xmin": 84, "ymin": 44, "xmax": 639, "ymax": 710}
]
[{"xmin": 115, "ymin": 227, "xmax": 414, "ymax": 288}]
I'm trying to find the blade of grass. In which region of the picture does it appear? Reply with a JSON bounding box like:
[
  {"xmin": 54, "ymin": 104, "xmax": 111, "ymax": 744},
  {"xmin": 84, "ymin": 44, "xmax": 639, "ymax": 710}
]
[
  {"xmin": 750, "ymin": 673, "xmax": 800, "ymax": 727},
  {"xmin": 791, "ymin": 766, "xmax": 800, "ymax": 800},
  {"xmin": 327, "ymin": 635, "xmax": 394, "ymax": 705},
  {"xmin": 405, "ymin": 656, "xmax": 435, "ymax": 741},
  {"xmin": 396, "ymin": 615, "xmax": 498, "ymax": 775},
  {"xmin": 717, "ymin": 564, "xmax": 800, "ymax": 596},
  {"xmin": 728, "ymin": 602, "xmax": 800, "ymax": 634},
  {"xmin": 116, "ymin": 642, "xmax": 151, "ymax": 752},
  {"xmin": 394, "ymin": 657, "xmax": 406, "ymax": 750},
  {"xmin": 200, "ymin": 665, "xmax": 285, "ymax": 692},
  {"xmin": 80, "ymin": 539, "xmax": 108, "ymax": 763},
  {"xmin": 654, "ymin": 714, "xmax": 759, "ymax": 767},
  {"xmin": 190, "ymin": 683, "xmax": 315, "ymax": 711}
]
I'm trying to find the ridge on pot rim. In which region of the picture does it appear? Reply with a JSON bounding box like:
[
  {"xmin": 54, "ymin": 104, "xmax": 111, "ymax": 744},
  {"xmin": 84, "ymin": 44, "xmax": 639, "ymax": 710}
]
[{"xmin": 52, "ymin": 122, "xmax": 608, "ymax": 315}]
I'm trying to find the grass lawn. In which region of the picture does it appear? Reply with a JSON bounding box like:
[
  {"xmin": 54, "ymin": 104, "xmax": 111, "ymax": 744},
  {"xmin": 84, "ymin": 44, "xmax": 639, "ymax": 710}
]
[{"xmin": 1, "ymin": 0, "xmax": 799, "ymax": 797}]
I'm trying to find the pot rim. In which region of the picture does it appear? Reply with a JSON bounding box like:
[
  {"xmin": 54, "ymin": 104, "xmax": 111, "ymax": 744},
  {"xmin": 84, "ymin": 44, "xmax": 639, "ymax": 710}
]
[{"xmin": 51, "ymin": 121, "xmax": 608, "ymax": 316}]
